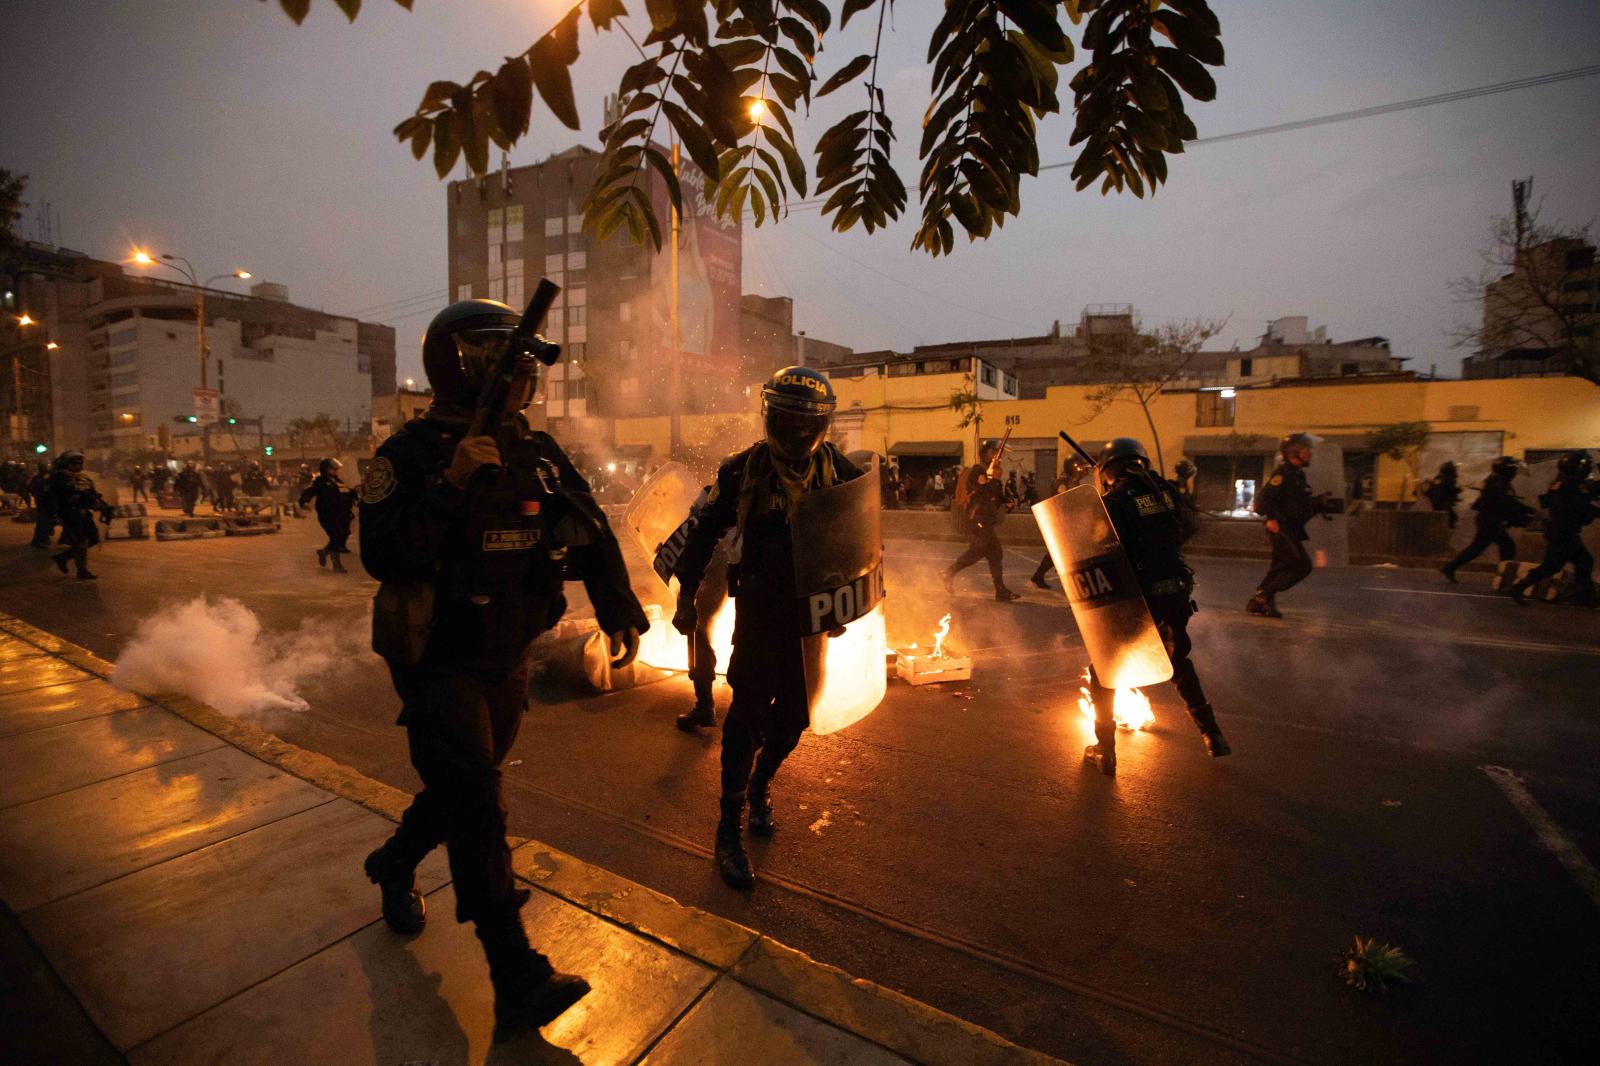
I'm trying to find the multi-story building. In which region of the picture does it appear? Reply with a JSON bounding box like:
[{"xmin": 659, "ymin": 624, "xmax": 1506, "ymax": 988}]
[
  {"xmin": 0, "ymin": 243, "xmax": 395, "ymax": 458},
  {"xmin": 447, "ymin": 146, "xmax": 748, "ymax": 426},
  {"xmin": 1462, "ymin": 236, "xmax": 1599, "ymax": 379}
]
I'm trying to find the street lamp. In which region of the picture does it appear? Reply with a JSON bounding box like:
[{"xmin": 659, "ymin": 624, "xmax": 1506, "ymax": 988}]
[
  {"xmin": 129, "ymin": 248, "xmax": 251, "ymax": 391},
  {"xmin": 16, "ymin": 313, "xmax": 34, "ymax": 327},
  {"xmin": 45, "ymin": 341, "xmax": 59, "ymax": 351}
]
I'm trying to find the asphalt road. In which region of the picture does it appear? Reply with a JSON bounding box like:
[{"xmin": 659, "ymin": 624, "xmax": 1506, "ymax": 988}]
[{"xmin": 3, "ymin": 506, "xmax": 1598, "ymax": 1065}]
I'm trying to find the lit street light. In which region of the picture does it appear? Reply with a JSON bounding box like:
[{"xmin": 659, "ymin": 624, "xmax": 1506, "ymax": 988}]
[
  {"xmin": 16, "ymin": 313, "xmax": 34, "ymax": 327},
  {"xmin": 44, "ymin": 341, "xmax": 59, "ymax": 351},
  {"xmin": 129, "ymin": 248, "xmax": 252, "ymax": 393}
]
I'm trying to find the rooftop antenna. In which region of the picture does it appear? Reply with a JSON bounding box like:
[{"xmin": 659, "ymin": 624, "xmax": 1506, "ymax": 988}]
[{"xmin": 1512, "ymin": 176, "xmax": 1532, "ymax": 252}]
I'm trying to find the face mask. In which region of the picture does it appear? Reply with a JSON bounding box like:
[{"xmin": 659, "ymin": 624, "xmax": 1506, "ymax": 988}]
[{"xmin": 453, "ymin": 327, "xmax": 516, "ymax": 390}]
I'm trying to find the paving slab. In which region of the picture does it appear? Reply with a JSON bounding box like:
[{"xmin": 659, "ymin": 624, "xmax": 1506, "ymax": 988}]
[
  {"xmin": 0, "ymin": 633, "xmax": 50, "ymax": 663},
  {"xmin": 23, "ymin": 798, "xmax": 450, "ymax": 1051},
  {"xmin": 0, "ymin": 746, "xmax": 335, "ymax": 912},
  {"xmin": 130, "ymin": 882, "xmax": 715, "ymax": 1066},
  {"xmin": 0, "ymin": 654, "xmax": 94, "ymax": 695},
  {"xmin": 641, "ymin": 977, "xmax": 910, "ymax": 1065},
  {"xmin": 0, "ymin": 678, "xmax": 144, "ymax": 738},
  {"xmin": 0, "ymin": 704, "xmax": 223, "ymax": 809}
]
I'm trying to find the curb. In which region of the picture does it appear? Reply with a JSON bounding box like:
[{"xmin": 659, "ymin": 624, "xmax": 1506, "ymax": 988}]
[{"xmin": 0, "ymin": 611, "xmax": 1066, "ymax": 1066}]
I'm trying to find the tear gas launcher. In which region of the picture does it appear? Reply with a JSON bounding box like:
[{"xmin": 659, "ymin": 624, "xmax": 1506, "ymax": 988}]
[{"xmin": 468, "ymin": 278, "xmax": 563, "ymax": 446}]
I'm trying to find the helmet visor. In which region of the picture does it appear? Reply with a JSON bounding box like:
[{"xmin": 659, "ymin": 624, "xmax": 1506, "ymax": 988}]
[
  {"xmin": 765, "ymin": 405, "xmax": 830, "ymax": 463},
  {"xmin": 454, "ymin": 327, "xmax": 516, "ymax": 387}
]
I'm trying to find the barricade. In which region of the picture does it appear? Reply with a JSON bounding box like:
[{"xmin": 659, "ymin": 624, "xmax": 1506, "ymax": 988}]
[
  {"xmin": 155, "ymin": 517, "xmax": 226, "ymax": 541},
  {"xmin": 234, "ymin": 494, "xmax": 279, "ymax": 517},
  {"xmin": 104, "ymin": 504, "xmax": 152, "ymax": 540},
  {"xmin": 223, "ymin": 515, "xmax": 281, "ymax": 536}
]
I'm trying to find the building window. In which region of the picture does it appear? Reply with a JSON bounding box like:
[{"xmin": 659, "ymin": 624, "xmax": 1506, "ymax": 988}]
[
  {"xmin": 981, "ymin": 365, "xmax": 996, "ymax": 387},
  {"xmin": 110, "ymin": 348, "xmax": 138, "ymax": 367},
  {"xmin": 489, "ymin": 278, "xmax": 505, "ymax": 302},
  {"xmin": 620, "ymin": 338, "xmax": 634, "ymax": 358},
  {"xmin": 567, "ymin": 305, "xmax": 585, "ymax": 328},
  {"xmin": 1239, "ymin": 357, "xmax": 1253, "ymax": 376},
  {"xmin": 1004, "ymin": 376, "xmax": 1017, "ymax": 396},
  {"xmin": 545, "ymin": 254, "xmax": 564, "ymax": 274},
  {"xmin": 567, "ymin": 343, "xmax": 586, "ymax": 362},
  {"xmin": 1340, "ymin": 362, "xmax": 1360, "ymax": 375},
  {"xmin": 567, "ymin": 286, "xmax": 586, "ymax": 307},
  {"xmin": 618, "ymin": 300, "xmax": 630, "ymax": 323},
  {"xmin": 456, "ymin": 284, "xmax": 472, "ymax": 301},
  {"xmin": 455, "ymin": 215, "xmax": 471, "ymax": 237},
  {"xmin": 568, "ymin": 377, "xmax": 587, "ymax": 400},
  {"xmin": 1196, "ymin": 390, "xmax": 1235, "ymax": 427},
  {"xmin": 110, "ymin": 326, "xmax": 137, "ymax": 347},
  {"xmin": 567, "ymin": 267, "xmax": 586, "ymax": 287}
]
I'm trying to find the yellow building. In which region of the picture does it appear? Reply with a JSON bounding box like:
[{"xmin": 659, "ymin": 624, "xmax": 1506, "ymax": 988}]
[{"xmin": 610, "ymin": 366, "xmax": 1599, "ymax": 507}]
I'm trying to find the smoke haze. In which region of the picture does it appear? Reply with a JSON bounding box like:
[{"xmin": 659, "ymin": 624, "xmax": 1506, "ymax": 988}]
[{"xmin": 111, "ymin": 596, "xmax": 366, "ymax": 718}]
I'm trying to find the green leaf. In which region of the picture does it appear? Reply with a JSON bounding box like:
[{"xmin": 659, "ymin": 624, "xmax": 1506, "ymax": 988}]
[
  {"xmin": 332, "ymin": 0, "xmax": 361, "ymax": 21},
  {"xmin": 529, "ymin": 7, "xmax": 583, "ymax": 129},
  {"xmin": 777, "ymin": 17, "xmax": 816, "ymax": 59},
  {"xmin": 662, "ymin": 99, "xmax": 723, "ymax": 181},
  {"xmin": 588, "ymin": 0, "xmax": 628, "ymax": 32},
  {"xmin": 761, "ymin": 125, "xmax": 807, "ymax": 195},
  {"xmin": 277, "ymin": 0, "xmax": 311, "ymax": 24},
  {"xmin": 1153, "ymin": 46, "xmax": 1216, "ymax": 102},
  {"xmin": 817, "ymin": 53, "xmax": 871, "ymax": 97},
  {"xmin": 840, "ymin": 0, "xmax": 877, "ymax": 29},
  {"xmin": 995, "ymin": 0, "xmax": 1067, "ymax": 53},
  {"xmin": 490, "ymin": 58, "xmax": 533, "ymax": 142},
  {"xmin": 431, "ymin": 111, "xmax": 461, "ymax": 178},
  {"xmin": 642, "ymin": 144, "xmax": 683, "ymax": 213},
  {"xmin": 420, "ymin": 80, "xmax": 460, "ymax": 112}
]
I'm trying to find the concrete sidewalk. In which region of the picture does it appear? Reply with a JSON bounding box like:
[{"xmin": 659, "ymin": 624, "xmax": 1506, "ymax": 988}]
[{"xmin": 0, "ymin": 612, "xmax": 1063, "ymax": 1065}]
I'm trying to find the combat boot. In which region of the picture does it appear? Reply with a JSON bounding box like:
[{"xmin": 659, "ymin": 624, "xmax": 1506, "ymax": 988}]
[
  {"xmin": 363, "ymin": 843, "xmax": 426, "ymax": 935},
  {"xmin": 331, "ymin": 553, "xmax": 348, "ymax": 573},
  {"xmin": 1439, "ymin": 564, "xmax": 1457, "ymax": 584},
  {"xmin": 1245, "ymin": 592, "xmax": 1282, "ymax": 618},
  {"xmin": 995, "ymin": 586, "xmax": 1022, "ymax": 602},
  {"xmin": 747, "ymin": 776, "xmax": 775, "ymax": 837},
  {"xmin": 1187, "ymin": 704, "xmax": 1232, "ymax": 757},
  {"xmin": 478, "ymin": 901, "xmax": 589, "ymax": 1042},
  {"xmin": 1083, "ymin": 743, "xmax": 1116, "ymax": 776},
  {"xmin": 715, "ymin": 792, "xmax": 755, "ymax": 889},
  {"xmin": 676, "ymin": 678, "xmax": 717, "ymax": 732},
  {"xmin": 1510, "ymin": 579, "xmax": 1531, "ymax": 606},
  {"xmin": 316, "ymin": 548, "xmax": 328, "ymax": 568}
]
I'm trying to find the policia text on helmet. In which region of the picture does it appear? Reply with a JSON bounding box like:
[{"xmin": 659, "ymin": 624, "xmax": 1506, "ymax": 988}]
[{"xmin": 761, "ymin": 366, "xmax": 836, "ymax": 465}]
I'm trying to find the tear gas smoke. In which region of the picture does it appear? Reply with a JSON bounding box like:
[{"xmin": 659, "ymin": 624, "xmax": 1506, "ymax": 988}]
[{"xmin": 112, "ymin": 596, "xmax": 367, "ymax": 717}]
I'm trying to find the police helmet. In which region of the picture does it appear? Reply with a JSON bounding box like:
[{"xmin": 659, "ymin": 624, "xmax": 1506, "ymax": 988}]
[
  {"xmin": 1280, "ymin": 432, "xmax": 1316, "ymax": 458},
  {"xmin": 422, "ymin": 299, "xmax": 524, "ymax": 403},
  {"xmin": 1490, "ymin": 455, "xmax": 1520, "ymax": 477},
  {"xmin": 1174, "ymin": 459, "xmax": 1196, "ymax": 479},
  {"xmin": 760, "ymin": 366, "xmax": 835, "ymax": 463},
  {"xmin": 319, "ymin": 457, "xmax": 342, "ymax": 474},
  {"xmin": 60, "ymin": 450, "xmax": 85, "ymax": 471},
  {"xmin": 1557, "ymin": 450, "xmax": 1593, "ymax": 479},
  {"xmin": 1096, "ymin": 437, "xmax": 1149, "ymax": 471}
]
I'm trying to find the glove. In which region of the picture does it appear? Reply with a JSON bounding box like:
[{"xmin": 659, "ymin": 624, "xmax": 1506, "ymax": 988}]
[
  {"xmin": 671, "ymin": 595, "xmax": 697, "ymax": 636},
  {"xmin": 607, "ymin": 627, "xmax": 641, "ymax": 668},
  {"xmin": 444, "ymin": 436, "xmax": 502, "ymax": 488}
]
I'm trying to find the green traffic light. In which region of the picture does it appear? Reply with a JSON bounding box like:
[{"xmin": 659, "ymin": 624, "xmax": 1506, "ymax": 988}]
[
  {"xmin": 33, "ymin": 443, "xmax": 48, "ymax": 454},
  {"xmin": 226, "ymin": 417, "xmax": 238, "ymax": 425},
  {"xmin": 263, "ymin": 445, "xmax": 274, "ymax": 456},
  {"xmin": 187, "ymin": 416, "xmax": 198, "ymax": 423}
]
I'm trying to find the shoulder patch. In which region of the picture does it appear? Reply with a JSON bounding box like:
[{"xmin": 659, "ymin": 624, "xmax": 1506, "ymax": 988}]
[
  {"xmin": 1269, "ymin": 474, "xmax": 1283, "ymax": 486},
  {"xmin": 361, "ymin": 457, "xmax": 397, "ymax": 504}
]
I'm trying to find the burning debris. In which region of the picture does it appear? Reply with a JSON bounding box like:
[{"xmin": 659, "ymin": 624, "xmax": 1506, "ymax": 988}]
[
  {"xmin": 896, "ymin": 613, "xmax": 972, "ymax": 686},
  {"xmin": 1340, "ymin": 936, "xmax": 1417, "ymax": 994},
  {"xmin": 1076, "ymin": 668, "xmax": 1155, "ymax": 731}
]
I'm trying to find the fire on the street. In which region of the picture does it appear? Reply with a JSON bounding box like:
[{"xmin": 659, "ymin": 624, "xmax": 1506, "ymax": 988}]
[
  {"xmin": 636, "ymin": 599, "xmax": 736, "ymax": 673},
  {"xmin": 1076, "ymin": 668, "xmax": 1155, "ymax": 731}
]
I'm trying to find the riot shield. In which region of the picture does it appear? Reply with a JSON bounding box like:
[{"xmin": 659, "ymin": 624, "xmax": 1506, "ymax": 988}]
[
  {"xmin": 620, "ymin": 461, "xmax": 701, "ymax": 591},
  {"xmin": 1303, "ymin": 438, "xmax": 1349, "ymax": 568},
  {"xmin": 1032, "ymin": 485, "xmax": 1172, "ymax": 689},
  {"xmin": 790, "ymin": 460, "xmax": 887, "ymax": 735}
]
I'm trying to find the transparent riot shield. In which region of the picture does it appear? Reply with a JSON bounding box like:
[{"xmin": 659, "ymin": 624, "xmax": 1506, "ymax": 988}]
[
  {"xmin": 1303, "ymin": 438, "xmax": 1349, "ymax": 568},
  {"xmin": 1512, "ymin": 459, "xmax": 1559, "ymax": 523},
  {"xmin": 1032, "ymin": 485, "xmax": 1172, "ymax": 688},
  {"xmin": 790, "ymin": 460, "xmax": 887, "ymax": 735},
  {"xmin": 620, "ymin": 461, "xmax": 701, "ymax": 591}
]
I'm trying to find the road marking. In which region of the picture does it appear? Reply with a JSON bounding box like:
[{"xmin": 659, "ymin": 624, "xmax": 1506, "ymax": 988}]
[
  {"xmin": 1480, "ymin": 765, "xmax": 1600, "ymax": 913},
  {"xmin": 1359, "ymin": 586, "xmax": 1502, "ymax": 600}
]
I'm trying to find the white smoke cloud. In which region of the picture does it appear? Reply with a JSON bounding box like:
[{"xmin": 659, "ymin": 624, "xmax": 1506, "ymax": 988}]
[{"xmin": 111, "ymin": 596, "xmax": 363, "ymax": 717}]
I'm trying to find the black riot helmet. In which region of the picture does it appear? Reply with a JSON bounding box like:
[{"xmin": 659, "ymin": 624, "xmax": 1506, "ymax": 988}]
[
  {"xmin": 1095, "ymin": 437, "xmax": 1149, "ymax": 489},
  {"xmin": 319, "ymin": 457, "xmax": 342, "ymax": 475},
  {"xmin": 60, "ymin": 450, "xmax": 85, "ymax": 472},
  {"xmin": 421, "ymin": 299, "xmax": 524, "ymax": 404},
  {"xmin": 1491, "ymin": 455, "xmax": 1520, "ymax": 478},
  {"xmin": 1280, "ymin": 432, "xmax": 1315, "ymax": 462},
  {"xmin": 761, "ymin": 365, "xmax": 836, "ymax": 464},
  {"xmin": 1174, "ymin": 459, "xmax": 1196, "ymax": 479},
  {"xmin": 1557, "ymin": 450, "xmax": 1593, "ymax": 479}
]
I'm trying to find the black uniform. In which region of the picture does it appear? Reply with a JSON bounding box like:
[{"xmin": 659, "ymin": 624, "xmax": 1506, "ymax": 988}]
[
  {"xmin": 1422, "ymin": 470, "xmax": 1461, "ymax": 528},
  {"xmin": 359, "ymin": 405, "xmax": 646, "ymax": 966},
  {"xmin": 128, "ymin": 469, "xmax": 149, "ymax": 503},
  {"xmin": 174, "ymin": 468, "xmax": 203, "ymax": 516},
  {"xmin": 299, "ymin": 472, "xmax": 356, "ymax": 563},
  {"xmin": 1443, "ymin": 472, "xmax": 1527, "ymax": 577},
  {"xmin": 1513, "ymin": 477, "xmax": 1598, "ymax": 604},
  {"xmin": 1084, "ymin": 469, "xmax": 1222, "ymax": 753},
  {"xmin": 50, "ymin": 469, "xmax": 111, "ymax": 577},
  {"xmin": 29, "ymin": 469, "xmax": 56, "ymax": 548},
  {"xmin": 947, "ymin": 463, "xmax": 1012, "ymax": 595},
  {"xmin": 674, "ymin": 442, "xmax": 861, "ymax": 810},
  {"xmin": 1252, "ymin": 460, "xmax": 1322, "ymax": 602}
]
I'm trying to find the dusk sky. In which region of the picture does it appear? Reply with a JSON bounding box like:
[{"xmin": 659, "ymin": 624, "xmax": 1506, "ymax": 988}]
[{"xmin": 4, "ymin": 0, "xmax": 1598, "ymax": 384}]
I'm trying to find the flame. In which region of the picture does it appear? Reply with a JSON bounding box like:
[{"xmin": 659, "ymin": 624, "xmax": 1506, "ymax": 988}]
[
  {"xmin": 636, "ymin": 599, "xmax": 736, "ymax": 673},
  {"xmin": 1076, "ymin": 668, "xmax": 1155, "ymax": 731},
  {"xmin": 931, "ymin": 613, "xmax": 952, "ymax": 660}
]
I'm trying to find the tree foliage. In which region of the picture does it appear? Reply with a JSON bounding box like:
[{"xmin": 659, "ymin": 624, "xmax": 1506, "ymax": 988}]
[
  {"xmin": 1365, "ymin": 420, "xmax": 1430, "ymax": 502},
  {"xmin": 265, "ymin": 0, "xmax": 1222, "ymax": 255},
  {"xmin": 0, "ymin": 168, "xmax": 27, "ymax": 250},
  {"xmin": 1080, "ymin": 317, "xmax": 1223, "ymax": 473}
]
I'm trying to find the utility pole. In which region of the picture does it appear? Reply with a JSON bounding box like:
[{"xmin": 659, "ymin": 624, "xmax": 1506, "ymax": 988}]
[{"xmin": 668, "ymin": 139, "xmax": 682, "ymax": 457}]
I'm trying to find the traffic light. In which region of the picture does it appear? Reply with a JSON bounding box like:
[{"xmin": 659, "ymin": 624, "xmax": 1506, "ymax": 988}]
[
  {"xmin": 173, "ymin": 415, "xmax": 198, "ymax": 424},
  {"xmin": 33, "ymin": 443, "xmax": 47, "ymax": 454},
  {"xmin": 226, "ymin": 417, "xmax": 238, "ymax": 425},
  {"xmin": 263, "ymin": 445, "xmax": 274, "ymax": 456}
]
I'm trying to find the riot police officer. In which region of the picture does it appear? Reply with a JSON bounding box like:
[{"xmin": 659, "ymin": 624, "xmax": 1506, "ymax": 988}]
[
  {"xmin": 359, "ymin": 297, "xmax": 648, "ymax": 1039},
  {"xmin": 943, "ymin": 440, "xmax": 1021, "ymax": 601},
  {"xmin": 1246, "ymin": 433, "xmax": 1328, "ymax": 618},
  {"xmin": 1083, "ymin": 439, "xmax": 1229, "ymax": 775},
  {"xmin": 299, "ymin": 457, "xmax": 356, "ymax": 572},
  {"xmin": 29, "ymin": 459, "xmax": 57, "ymax": 549},
  {"xmin": 1421, "ymin": 460, "xmax": 1461, "ymax": 529},
  {"xmin": 174, "ymin": 462, "xmax": 203, "ymax": 517},
  {"xmin": 670, "ymin": 366, "xmax": 862, "ymax": 889},
  {"xmin": 1510, "ymin": 451, "xmax": 1598, "ymax": 607},
  {"xmin": 49, "ymin": 451, "xmax": 113, "ymax": 580},
  {"xmin": 1441, "ymin": 456, "xmax": 1531, "ymax": 582}
]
